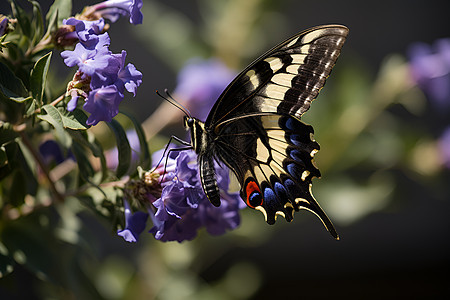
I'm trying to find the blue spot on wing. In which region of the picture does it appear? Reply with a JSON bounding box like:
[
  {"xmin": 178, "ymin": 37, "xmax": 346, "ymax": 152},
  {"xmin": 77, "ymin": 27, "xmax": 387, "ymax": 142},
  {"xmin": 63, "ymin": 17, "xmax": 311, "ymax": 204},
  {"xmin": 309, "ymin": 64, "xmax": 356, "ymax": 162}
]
[
  {"xmin": 288, "ymin": 149, "xmax": 305, "ymax": 163},
  {"xmin": 263, "ymin": 187, "xmax": 276, "ymax": 204},
  {"xmin": 287, "ymin": 163, "xmax": 303, "ymax": 181},
  {"xmin": 274, "ymin": 181, "xmax": 288, "ymax": 199}
]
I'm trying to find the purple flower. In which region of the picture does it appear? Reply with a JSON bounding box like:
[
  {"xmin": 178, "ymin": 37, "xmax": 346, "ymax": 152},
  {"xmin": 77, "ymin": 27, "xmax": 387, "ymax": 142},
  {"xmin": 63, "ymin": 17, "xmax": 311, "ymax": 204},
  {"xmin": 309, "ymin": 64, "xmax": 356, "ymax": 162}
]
[
  {"xmin": 84, "ymin": 85, "xmax": 124, "ymax": 126},
  {"xmin": 61, "ymin": 38, "xmax": 112, "ymax": 76},
  {"xmin": 174, "ymin": 58, "xmax": 236, "ymax": 121},
  {"xmin": 117, "ymin": 199, "xmax": 149, "ymax": 242},
  {"xmin": 63, "ymin": 18, "xmax": 106, "ymax": 49},
  {"xmin": 147, "ymin": 149, "xmax": 244, "ymax": 242},
  {"xmin": 118, "ymin": 146, "xmax": 244, "ymax": 243},
  {"xmin": 90, "ymin": 0, "xmax": 143, "ymax": 25},
  {"xmin": 114, "ymin": 51, "xmax": 143, "ymax": 95},
  {"xmin": 60, "ymin": 19, "xmax": 142, "ymax": 125},
  {"xmin": 438, "ymin": 127, "xmax": 450, "ymax": 169},
  {"xmin": 408, "ymin": 38, "xmax": 450, "ymax": 110},
  {"xmin": 90, "ymin": 50, "xmax": 142, "ymax": 94}
]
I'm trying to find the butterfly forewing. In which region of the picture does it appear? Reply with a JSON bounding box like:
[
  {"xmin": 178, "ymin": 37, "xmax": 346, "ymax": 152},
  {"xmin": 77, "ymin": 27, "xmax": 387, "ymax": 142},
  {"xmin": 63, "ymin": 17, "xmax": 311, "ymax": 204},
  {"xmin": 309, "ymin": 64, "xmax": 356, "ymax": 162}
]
[{"xmin": 205, "ymin": 25, "xmax": 349, "ymax": 128}]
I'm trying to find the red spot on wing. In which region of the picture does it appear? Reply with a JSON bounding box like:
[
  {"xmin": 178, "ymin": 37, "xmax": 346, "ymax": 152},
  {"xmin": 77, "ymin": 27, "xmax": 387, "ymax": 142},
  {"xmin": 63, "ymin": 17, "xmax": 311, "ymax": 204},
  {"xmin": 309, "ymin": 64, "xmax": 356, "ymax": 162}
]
[{"xmin": 245, "ymin": 181, "xmax": 262, "ymax": 208}]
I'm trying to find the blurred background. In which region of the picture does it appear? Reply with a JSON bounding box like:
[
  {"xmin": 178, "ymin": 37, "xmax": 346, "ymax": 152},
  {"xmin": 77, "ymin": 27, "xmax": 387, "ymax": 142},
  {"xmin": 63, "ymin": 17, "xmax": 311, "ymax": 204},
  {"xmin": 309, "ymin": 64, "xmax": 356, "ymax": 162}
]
[{"xmin": 1, "ymin": 0, "xmax": 450, "ymax": 299}]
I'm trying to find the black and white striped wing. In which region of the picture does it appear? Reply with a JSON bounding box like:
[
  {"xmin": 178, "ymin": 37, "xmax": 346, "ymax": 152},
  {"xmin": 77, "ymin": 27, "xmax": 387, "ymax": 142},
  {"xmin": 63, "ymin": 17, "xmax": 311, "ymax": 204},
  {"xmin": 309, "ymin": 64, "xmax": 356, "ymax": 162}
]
[
  {"xmin": 205, "ymin": 25, "xmax": 349, "ymax": 128},
  {"xmin": 212, "ymin": 114, "xmax": 338, "ymax": 238}
]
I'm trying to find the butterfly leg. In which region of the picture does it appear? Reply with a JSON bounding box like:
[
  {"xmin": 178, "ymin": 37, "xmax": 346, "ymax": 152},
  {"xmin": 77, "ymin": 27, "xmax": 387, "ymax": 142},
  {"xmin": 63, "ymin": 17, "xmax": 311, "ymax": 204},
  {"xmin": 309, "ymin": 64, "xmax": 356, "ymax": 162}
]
[
  {"xmin": 153, "ymin": 135, "xmax": 192, "ymax": 169},
  {"xmin": 153, "ymin": 135, "xmax": 193, "ymax": 182}
]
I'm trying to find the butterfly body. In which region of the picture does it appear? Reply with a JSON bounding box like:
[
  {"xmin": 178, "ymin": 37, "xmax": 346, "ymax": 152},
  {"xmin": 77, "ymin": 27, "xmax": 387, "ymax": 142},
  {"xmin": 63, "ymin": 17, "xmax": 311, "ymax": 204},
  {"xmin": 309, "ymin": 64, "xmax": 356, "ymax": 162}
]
[{"xmin": 184, "ymin": 25, "xmax": 349, "ymax": 239}]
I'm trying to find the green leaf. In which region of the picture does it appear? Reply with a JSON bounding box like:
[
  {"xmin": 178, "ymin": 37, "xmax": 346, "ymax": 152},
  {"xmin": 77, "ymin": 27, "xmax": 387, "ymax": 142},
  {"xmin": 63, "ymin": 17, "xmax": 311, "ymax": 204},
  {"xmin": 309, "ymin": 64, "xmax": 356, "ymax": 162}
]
[
  {"xmin": 93, "ymin": 139, "xmax": 108, "ymax": 182},
  {"xmin": 38, "ymin": 104, "xmax": 71, "ymax": 147},
  {"xmin": 0, "ymin": 61, "xmax": 28, "ymax": 99},
  {"xmin": 68, "ymin": 130, "xmax": 108, "ymax": 182},
  {"xmin": 71, "ymin": 140, "xmax": 95, "ymax": 182},
  {"xmin": 30, "ymin": 52, "xmax": 52, "ymax": 105},
  {"xmin": 107, "ymin": 120, "xmax": 131, "ymax": 178},
  {"xmin": 38, "ymin": 104, "xmax": 64, "ymax": 130},
  {"xmin": 62, "ymin": 108, "xmax": 89, "ymax": 130},
  {"xmin": 0, "ymin": 141, "xmax": 18, "ymax": 181},
  {"xmin": 121, "ymin": 111, "xmax": 151, "ymax": 169},
  {"xmin": 29, "ymin": 1, "xmax": 44, "ymax": 45},
  {"xmin": 0, "ymin": 122, "xmax": 19, "ymax": 146},
  {"xmin": 44, "ymin": 5, "xmax": 59, "ymax": 41},
  {"xmin": 38, "ymin": 104, "xmax": 89, "ymax": 131},
  {"xmin": 10, "ymin": 0, "xmax": 32, "ymax": 38},
  {"xmin": 24, "ymin": 98, "xmax": 37, "ymax": 117},
  {"xmin": 46, "ymin": 0, "xmax": 73, "ymax": 27},
  {"xmin": 15, "ymin": 139, "xmax": 39, "ymax": 197},
  {"xmin": 9, "ymin": 96, "xmax": 33, "ymax": 103}
]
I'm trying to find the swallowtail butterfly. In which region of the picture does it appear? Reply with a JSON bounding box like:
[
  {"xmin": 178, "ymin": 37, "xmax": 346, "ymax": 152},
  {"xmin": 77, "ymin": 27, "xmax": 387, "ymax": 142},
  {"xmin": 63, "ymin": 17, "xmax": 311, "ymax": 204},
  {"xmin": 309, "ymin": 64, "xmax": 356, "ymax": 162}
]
[{"xmin": 180, "ymin": 25, "xmax": 348, "ymax": 239}]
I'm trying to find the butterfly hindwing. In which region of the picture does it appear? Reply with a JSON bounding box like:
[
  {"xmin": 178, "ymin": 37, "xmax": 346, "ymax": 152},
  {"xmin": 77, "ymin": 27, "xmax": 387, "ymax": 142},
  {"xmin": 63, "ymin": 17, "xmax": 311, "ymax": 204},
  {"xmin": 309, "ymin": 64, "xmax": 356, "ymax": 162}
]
[
  {"xmin": 210, "ymin": 113, "xmax": 337, "ymax": 238},
  {"xmin": 206, "ymin": 25, "xmax": 349, "ymax": 128}
]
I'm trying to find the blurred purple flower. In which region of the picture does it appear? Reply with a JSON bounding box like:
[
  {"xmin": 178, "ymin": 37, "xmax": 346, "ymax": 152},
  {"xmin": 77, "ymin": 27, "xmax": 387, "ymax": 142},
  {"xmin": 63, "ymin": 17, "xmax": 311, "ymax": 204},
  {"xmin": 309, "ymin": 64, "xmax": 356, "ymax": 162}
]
[
  {"xmin": 90, "ymin": 0, "xmax": 143, "ymax": 24},
  {"xmin": 174, "ymin": 58, "xmax": 236, "ymax": 121},
  {"xmin": 119, "ymin": 147, "xmax": 244, "ymax": 243},
  {"xmin": 39, "ymin": 140, "xmax": 65, "ymax": 165},
  {"xmin": 117, "ymin": 199, "xmax": 149, "ymax": 242},
  {"xmin": 0, "ymin": 17, "xmax": 8, "ymax": 36},
  {"xmin": 39, "ymin": 140, "xmax": 75, "ymax": 166},
  {"xmin": 438, "ymin": 127, "xmax": 450, "ymax": 169},
  {"xmin": 408, "ymin": 38, "xmax": 450, "ymax": 110}
]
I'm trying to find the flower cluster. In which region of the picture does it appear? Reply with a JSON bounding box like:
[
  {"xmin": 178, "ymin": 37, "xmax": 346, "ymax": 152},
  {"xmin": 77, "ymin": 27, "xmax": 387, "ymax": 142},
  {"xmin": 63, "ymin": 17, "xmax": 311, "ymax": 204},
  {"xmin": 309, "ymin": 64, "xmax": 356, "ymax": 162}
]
[
  {"xmin": 60, "ymin": 15, "xmax": 142, "ymax": 126},
  {"xmin": 118, "ymin": 148, "xmax": 245, "ymax": 242}
]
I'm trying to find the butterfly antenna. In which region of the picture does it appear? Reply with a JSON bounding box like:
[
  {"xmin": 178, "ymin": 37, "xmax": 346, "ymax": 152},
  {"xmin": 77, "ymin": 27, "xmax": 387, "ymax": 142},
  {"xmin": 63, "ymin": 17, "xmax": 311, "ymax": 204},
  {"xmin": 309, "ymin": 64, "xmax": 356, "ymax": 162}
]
[
  {"xmin": 164, "ymin": 89, "xmax": 192, "ymax": 118},
  {"xmin": 155, "ymin": 89, "xmax": 192, "ymax": 118}
]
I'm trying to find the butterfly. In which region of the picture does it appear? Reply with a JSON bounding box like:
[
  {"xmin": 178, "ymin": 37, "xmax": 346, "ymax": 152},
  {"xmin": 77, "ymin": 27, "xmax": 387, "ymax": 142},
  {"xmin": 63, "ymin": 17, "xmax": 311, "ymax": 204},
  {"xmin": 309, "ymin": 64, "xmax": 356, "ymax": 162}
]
[{"xmin": 175, "ymin": 24, "xmax": 348, "ymax": 239}]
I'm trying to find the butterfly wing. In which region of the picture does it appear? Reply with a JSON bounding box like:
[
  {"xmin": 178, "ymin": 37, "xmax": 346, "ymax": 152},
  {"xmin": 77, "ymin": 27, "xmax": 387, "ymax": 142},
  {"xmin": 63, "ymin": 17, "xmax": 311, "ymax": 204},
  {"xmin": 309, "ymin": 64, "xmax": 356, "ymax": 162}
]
[
  {"xmin": 205, "ymin": 24, "xmax": 349, "ymax": 128},
  {"xmin": 212, "ymin": 113, "xmax": 338, "ymax": 238},
  {"xmin": 202, "ymin": 25, "xmax": 348, "ymax": 238}
]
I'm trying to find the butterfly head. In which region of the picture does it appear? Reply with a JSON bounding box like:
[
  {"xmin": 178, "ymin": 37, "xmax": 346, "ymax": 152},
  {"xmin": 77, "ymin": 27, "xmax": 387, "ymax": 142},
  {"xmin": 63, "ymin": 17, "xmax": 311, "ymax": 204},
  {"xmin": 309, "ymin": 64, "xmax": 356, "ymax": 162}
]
[{"xmin": 183, "ymin": 116, "xmax": 195, "ymax": 129}]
